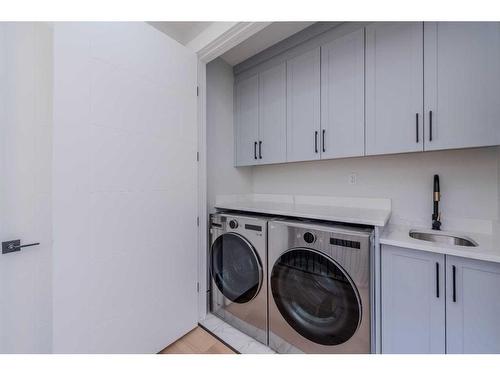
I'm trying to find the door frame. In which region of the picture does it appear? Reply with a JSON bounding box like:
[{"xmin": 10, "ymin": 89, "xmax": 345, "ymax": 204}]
[{"xmin": 195, "ymin": 22, "xmax": 270, "ymax": 319}]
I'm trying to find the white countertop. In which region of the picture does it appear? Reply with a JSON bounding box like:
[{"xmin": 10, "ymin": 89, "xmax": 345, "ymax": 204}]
[
  {"xmin": 380, "ymin": 225, "xmax": 500, "ymax": 264},
  {"xmin": 214, "ymin": 194, "xmax": 392, "ymax": 227}
]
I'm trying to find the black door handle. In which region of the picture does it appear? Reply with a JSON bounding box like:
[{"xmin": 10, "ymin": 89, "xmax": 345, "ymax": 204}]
[
  {"xmin": 322, "ymin": 129, "xmax": 326, "ymax": 153},
  {"xmin": 314, "ymin": 131, "xmax": 318, "ymax": 153},
  {"xmin": 2, "ymin": 239, "xmax": 40, "ymax": 254},
  {"xmin": 259, "ymin": 141, "xmax": 262, "ymax": 159},
  {"xmin": 429, "ymin": 110, "xmax": 433, "ymax": 142},
  {"xmin": 452, "ymin": 265, "xmax": 456, "ymax": 302},
  {"xmin": 436, "ymin": 262, "xmax": 440, "ymax": 298},
  {"xmin": 254, "ymin": 141, "xmax": 257, "ymax": 160}
]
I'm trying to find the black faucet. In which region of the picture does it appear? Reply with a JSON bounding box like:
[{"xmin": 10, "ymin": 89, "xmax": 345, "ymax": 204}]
[{"xmin": 432, "ymin": 174, "xmax": 442, "ymax": 230}]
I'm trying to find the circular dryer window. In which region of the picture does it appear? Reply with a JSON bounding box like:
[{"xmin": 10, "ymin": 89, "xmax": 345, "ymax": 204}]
[
  {"xmin": 271, "ymin": 248, "xmax": 361, "ymax": 346},
  {"xmin": 210, "ymin": 233, "xmax": 263, "ymax": 304}
]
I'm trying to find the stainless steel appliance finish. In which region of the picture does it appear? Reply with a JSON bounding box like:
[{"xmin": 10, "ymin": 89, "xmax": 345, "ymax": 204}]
[
  {"xmin": 268, "ymin": 219, "xmax": 373, "ymax": 353},
  {"xmin": 409, "ymin": 230, "xmax": 478, "ymax": 247},
  {"xmin": 209, "ymin": 213, "xmax": 268, "ymax": 345}
]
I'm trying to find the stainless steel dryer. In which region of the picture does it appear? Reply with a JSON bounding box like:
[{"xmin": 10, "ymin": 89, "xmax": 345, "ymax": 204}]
[
  {"xmin": 268, "ymin": 219, "xmax": 373, "ymax": 353},
  {"xmin": 209, "ymin": 213, "xmax": 268, "ymax": 345}
]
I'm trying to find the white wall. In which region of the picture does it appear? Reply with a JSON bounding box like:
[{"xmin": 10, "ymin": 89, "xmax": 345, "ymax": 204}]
[
  {"xmin": 0, "ymin": 22, "xmax": 53, "ymax": 353},
  {"xmin": 52, "ymin": 22, "xmax": 198, "ymax": 353},
  {"xmin": 252, "ymin": 147, "xmax": 499, "ymax": 232},
  {"xmin": 207, "ymin": 58, "xmax": 253, "ymax": 212}
]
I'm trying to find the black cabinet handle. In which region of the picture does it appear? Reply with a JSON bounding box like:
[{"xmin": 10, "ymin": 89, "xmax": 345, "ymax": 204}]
[
  {"xmin": 314, "ymin": 131, "xmax": 318, "ymax": 153},
  {"xmin": 452, "ymin": 265, "xmax": 456, "ymax": 302},
  {"xmin": 254, "ymin": 141, "xmax": 257, "ymax": 160},
  {"xmin": 322, "ymin": 129, "xmax": 326, "ymax": 153},
  {"xmin": 429, "ymin": 110, "xmax": 433, "ymax": 142},
  {"xmin": 416, "ymin": 113, "xmax": 419, "ymax": 143},
  {"xmin": 436, "ymin": 262, "xmax": 440, "ymax": 298},
  {"xmin": 258, "ymin": 141, "xmax": 262, "ymax": 159}
]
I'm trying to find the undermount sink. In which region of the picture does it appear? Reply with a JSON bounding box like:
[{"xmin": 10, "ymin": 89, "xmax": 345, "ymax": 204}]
[{"xmin": 409, "ymin": 230, "xmax": 478, "ymax": 247}]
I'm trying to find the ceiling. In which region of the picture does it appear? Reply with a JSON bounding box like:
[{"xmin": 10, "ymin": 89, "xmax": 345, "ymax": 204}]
[
  {"xmin": 148, "ymin": 22, "xmax": 213, "ymax": 45},
  {"xmin": 220, "ymin": 22, "xmax": 315, "ymax": 66},
  {"xmin": 150, "ymin": 22, "xmax": 315, "ymax": 66}
]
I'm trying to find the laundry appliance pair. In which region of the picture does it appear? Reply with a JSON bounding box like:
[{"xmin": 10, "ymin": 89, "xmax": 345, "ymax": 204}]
[{"xmin": 209, "ymin": 212, "xmax": 373, "ymax": 354}]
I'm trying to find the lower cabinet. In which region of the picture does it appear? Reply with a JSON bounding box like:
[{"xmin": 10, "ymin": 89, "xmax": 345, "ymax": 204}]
[
  {"xmin": 381, "ymin": 245, "xmax": 500, "ymax": 354},
  {"xmin": 446, "ymin": 255, "xmax": 500, "ymax": 353},
  {"xmin": 381, "ymin": 245, "xmax": 445, "ymax": 353}
]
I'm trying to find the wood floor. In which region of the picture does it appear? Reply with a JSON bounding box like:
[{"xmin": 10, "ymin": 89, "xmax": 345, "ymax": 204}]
[{"xmin": 159, "ymin": 326, "xmax": 236, "ymax": 354}]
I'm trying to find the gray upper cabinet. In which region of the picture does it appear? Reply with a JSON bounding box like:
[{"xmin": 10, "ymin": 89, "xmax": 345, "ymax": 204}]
[
  {"xmin": 321, "ymin": 28, "xmax": 365, "ymax": 159},
  {"xmin": 233, "ymin": 22, "xmax": 500, "ymax": 167},
  {"xmin": 235, "ymin": 74, "xmax": 259, "ymax": 166},
  {"xmin": 365, "ymin": 22, "xmax": 424, "ymax": 155},
  {"xmin": 259, "ymin": 62, "xmax": 287, "ymax": 164},
  {"xmin": 286, "ymin": 47, "xmax": 321, "ymax": 162},
  {"xmin": 446, "ymin": 256, "xmax": 500, "ymax": 354},
  {"xmin": 381, "ymin": 245, "xmax": 445, "ymax": 354},
  {"xmin": 424, "ymin": 22, "xmax": 500, "ymax": 151}
]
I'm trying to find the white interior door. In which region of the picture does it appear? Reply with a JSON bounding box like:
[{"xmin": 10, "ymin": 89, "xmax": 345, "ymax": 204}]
[
  {"xmin": 0, "ymin": 23, "xmax": 53, "ymax": 354},
  {"xmin": 52, "ymin": 23, "xmax": 198, "ymax": 353}
]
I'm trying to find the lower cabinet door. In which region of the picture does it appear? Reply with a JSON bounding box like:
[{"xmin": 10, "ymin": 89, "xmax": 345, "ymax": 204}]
[
  {"xmin": 381, "ymin": 245, "xmax": 445, "ymax": 353},
  {"xmin": 446, "ymin": 255, "xmax": 500, "ymax": 353}
]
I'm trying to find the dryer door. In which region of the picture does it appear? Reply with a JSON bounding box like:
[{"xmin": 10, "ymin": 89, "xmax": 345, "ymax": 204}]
[
  {"xmin": 271, "ymin": 248, "xmax": 362, "ymax": 346},
  {"xmin": 210, "ymin": 232, "xmax": 263, "ymax": 304}
]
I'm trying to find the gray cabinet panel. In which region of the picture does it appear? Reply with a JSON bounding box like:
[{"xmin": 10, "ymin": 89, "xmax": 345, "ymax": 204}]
[
  {"xmin": 235, "ymin": 74, "xmax": 259, "ymax": 166},
  {"xmin": 321, "ymin": 28, "xmax": 365, "ymax": 159},
  {"xmin": 259, "ymin": 62, "xmax": 286, "ymax": 164},
  {"xmin": 381, "ymin": 245, "xmax": 445, "ymax": 353},
  {"xmin": 286, "ymin": 47, "xmax": 321, "ymax": 162},
  {"xmin": 446, "ymin": 255, "xmax": 500, "ymax": 353},
  {"xmin": 366, "ymin": 22, "xmax": 424, "ymax": 155},
  {"xmin": 424, "ymin": 22, "xmax": 500, "ymax": 151}
]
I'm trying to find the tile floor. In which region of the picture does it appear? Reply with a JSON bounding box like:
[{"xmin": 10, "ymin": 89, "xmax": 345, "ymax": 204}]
[{"xmin": 199, "ymin": 313, "xmax": 275, "ymax": 354}]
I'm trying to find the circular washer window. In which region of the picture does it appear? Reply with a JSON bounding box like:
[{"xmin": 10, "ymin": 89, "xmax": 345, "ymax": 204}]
[
  {"xmin": 271, "ymin": 248, "xmax": 361, "ymax": 346},
  {"xmin": 210, "ymin": 232, "xmax": 263, "ymax": 304}
]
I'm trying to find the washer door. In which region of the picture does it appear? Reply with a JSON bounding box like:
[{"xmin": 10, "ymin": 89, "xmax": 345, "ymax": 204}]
[
  {"xmin": 210, "ymin": 232, "xmax": 263, "ymax": 304},
  {"xmin": 271, "ymin": 248, "xmax": 362, "ymax": 346}
]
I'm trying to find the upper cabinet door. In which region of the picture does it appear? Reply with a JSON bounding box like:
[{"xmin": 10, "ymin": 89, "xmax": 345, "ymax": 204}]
[
  {"xmin": 235, "ymin": 74, "xmax": 259, "ymax": 166},
  {"xmin": 424, "ymin": 22, "xmax": 500, "ymax": 151},
  {"xmin": 365, "ymin": 22, "xmax": 424, "ymax": 156},
  {"xmin": 286, "ymin": 47, "xmax": 321, "ymax": 162},
  {"xmin": 259, "ymin": 62, "xmax": 287, "ymax": 164},
  {"xmin": 446, "ymin": 256, "xmax": 500, "ymax": 354},
  {"xmin": 321, "ymin": 28, "xmax": 365, "ymax": 159}
]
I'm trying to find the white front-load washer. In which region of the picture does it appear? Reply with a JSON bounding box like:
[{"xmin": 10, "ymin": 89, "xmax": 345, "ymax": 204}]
[{"xmin": 209, "ymin": 213, "xmax": 269, "ymax": 345}]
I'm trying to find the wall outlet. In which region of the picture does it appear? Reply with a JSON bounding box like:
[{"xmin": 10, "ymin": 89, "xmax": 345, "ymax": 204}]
[{"xmin": 349, "ymin": 173, "xmax": 357, "ymax": 185}]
